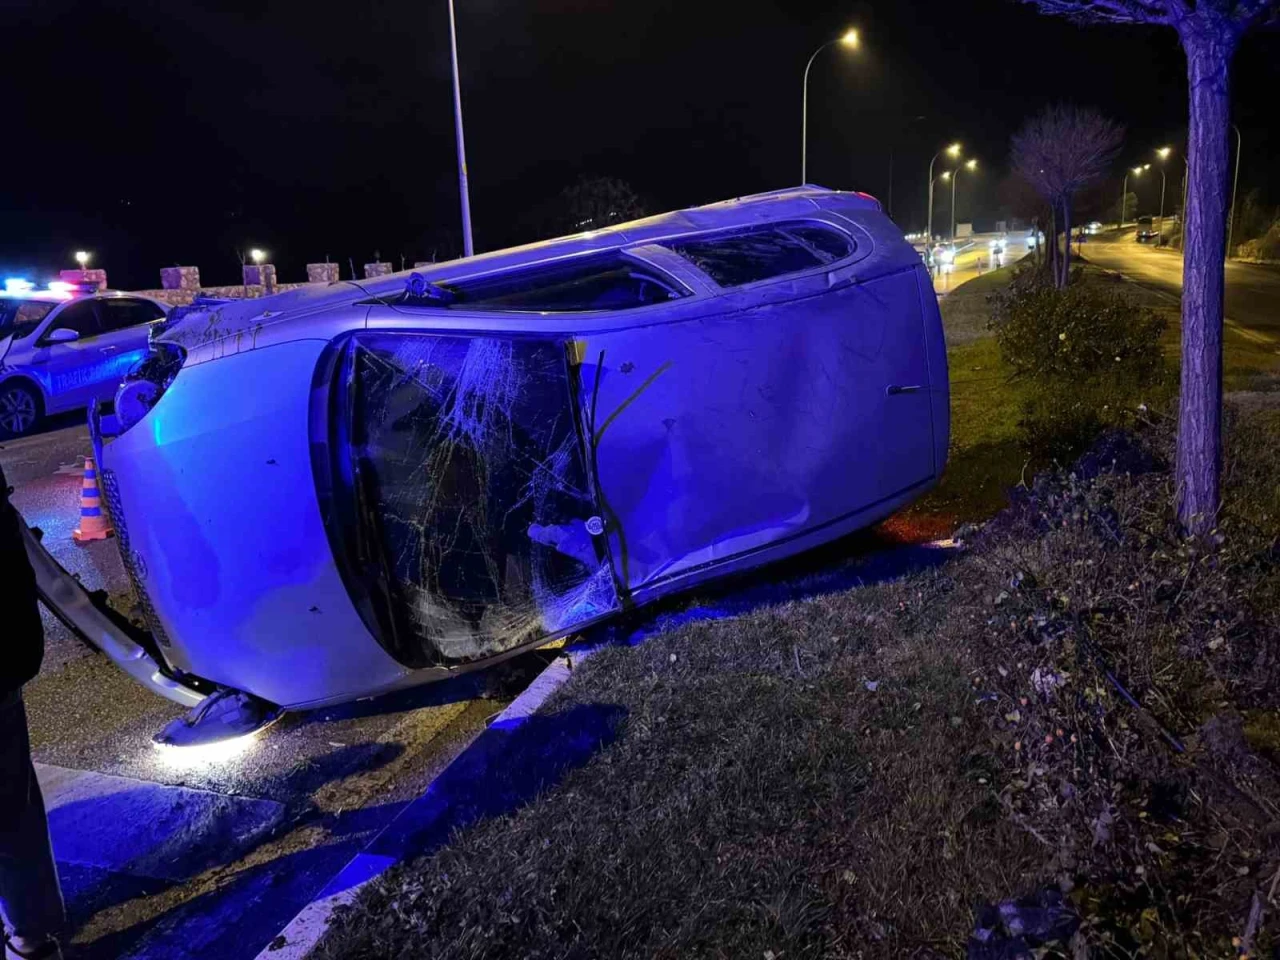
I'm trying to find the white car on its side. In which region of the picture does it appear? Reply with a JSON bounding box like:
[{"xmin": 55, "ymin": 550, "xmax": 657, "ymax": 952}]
[{"xmin": 21, "ymin": 186, "xmax": 951, "ymax": 744}]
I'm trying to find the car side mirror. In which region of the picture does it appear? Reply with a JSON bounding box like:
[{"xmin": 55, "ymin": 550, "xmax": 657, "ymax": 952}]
[{"xmin": 45, "ymin": 328, "xmax": 80, "ymax": 344}]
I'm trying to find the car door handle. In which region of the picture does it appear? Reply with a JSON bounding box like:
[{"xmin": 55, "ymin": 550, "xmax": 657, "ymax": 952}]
[{"xmin": 886, "ymin": 384, "xmax": 924, "ymax": 396}]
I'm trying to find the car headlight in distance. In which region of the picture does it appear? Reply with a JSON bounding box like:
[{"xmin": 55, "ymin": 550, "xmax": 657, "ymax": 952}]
[
  {"xmin": 116, "ymin": 341, "xmax": 187, "ymax": 433},
  {"xmin": 940, "ymin": 249, "xmax": 955, "ymax": 264}
]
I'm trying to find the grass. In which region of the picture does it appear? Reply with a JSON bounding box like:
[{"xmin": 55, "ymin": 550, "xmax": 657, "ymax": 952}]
[{"xmin": 316, "ymin": 264, "xmax": 1280, "ymax": 959}]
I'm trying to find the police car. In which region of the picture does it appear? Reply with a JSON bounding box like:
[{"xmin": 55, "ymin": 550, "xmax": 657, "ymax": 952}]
[{"xmin": 0, "ymin": 280, "xmax": 169, "ymax": 437}]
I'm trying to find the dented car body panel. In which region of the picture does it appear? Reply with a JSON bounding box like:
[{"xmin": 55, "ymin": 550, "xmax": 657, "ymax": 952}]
[{"xmin": 87, "ymin": 187, "xmax": 949, "ymax": 710}]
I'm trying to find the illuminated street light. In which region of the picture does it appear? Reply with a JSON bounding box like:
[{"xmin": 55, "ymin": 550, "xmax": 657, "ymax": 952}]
[
  {"xmin": 74, "ymin": 250, "xmax": 90, "ymax": 270},
  {"xmin": 801, "ymin": 28, "xmax": 862, "ymax": 185},
  {"xmin": 950, "ymin": 158, "xmax": 978, "ymax": 242},
  {"xmin": 250, "ymin": 248, "xmax": 266, "ymax": 265},
  {"xmin": 927, "ymin": 142, "xmax": 962, "ymax": 242}
]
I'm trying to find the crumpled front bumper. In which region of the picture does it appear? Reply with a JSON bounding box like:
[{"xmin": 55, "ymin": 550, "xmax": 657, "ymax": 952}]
[{"xmin": 19, "ymin": 515, "xmax": 206, "ymax": 709}]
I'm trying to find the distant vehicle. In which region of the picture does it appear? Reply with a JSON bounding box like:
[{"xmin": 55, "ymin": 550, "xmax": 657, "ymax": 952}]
[
  {"xmin": 0, "ymin": 282, "xmax": 169, "ymax": 437},
  {"xmin": 934, "ymin": 244, "xmax": 957, "ymax": 273},
  {"xmin": 22, "ymin": 187, "xmax": 951, "ymax": 732},
  {"xmin": 1025, "ymin": 230, "xmax": 1042, "ymax": 249},
  {"xmin": 1135, "ymin": 217, "xmax": 1159, "ymax": 243},
  {"xmin": 1084, "ymin": 221, "xmax": 1103, "ymax": 235}
]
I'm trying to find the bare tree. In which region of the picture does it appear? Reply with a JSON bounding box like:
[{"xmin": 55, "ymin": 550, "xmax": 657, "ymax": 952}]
[
  {"xmin": 1015, "ymin": 0, "xmax": 1280, "ymax": 533},
  {"xmin": 556, "ymin": 177, "xmax": 646, "ymax": 234},
  {"xmin": 1011, "ymin": 105, "xmax": 1123, "ymax": 288}
]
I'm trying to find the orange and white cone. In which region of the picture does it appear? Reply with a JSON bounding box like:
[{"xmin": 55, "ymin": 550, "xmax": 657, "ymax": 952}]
[{"xmin": 73, "ymin": 457, "xmax": 113, "ymax": 543}]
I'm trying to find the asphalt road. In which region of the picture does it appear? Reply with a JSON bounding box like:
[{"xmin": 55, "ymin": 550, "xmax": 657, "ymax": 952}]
[
  {"xmin": 1083, "ymin": 230, "xmax": 1280, "ymax": 335},
  {"xmin": 2, "ymin": 421, "xmax": 549, "ymax": 960},
  {"xmin": 929, "ymin": 235, "xmax": 1032, "ymax": 295}
]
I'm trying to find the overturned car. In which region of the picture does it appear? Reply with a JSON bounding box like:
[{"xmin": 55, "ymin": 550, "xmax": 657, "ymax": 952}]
[{"xmin": 26, "ymin": 186, "xmax": 950, "ymax": 722}]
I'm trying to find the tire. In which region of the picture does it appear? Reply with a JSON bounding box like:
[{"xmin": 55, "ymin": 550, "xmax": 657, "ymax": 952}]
[{"xmin": 0, "ymin": 381, "xmax": 42, "ymax": 438}]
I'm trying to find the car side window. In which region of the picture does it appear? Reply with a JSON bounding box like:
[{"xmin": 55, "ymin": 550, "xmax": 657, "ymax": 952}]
[
  {"xmin": 391, "ymin": 256, "xmax": 687, "ymax": 313},
  {"xmin": 97, "ymin": 298, "xmax": 165, "ymax": 333},
  {"xmin": 664, "ymin": 222, "xmax": 855, "ymax": 287},
  {"xmin": 45, "ymin": 301, "xmax": 102, "ymax": 341}
]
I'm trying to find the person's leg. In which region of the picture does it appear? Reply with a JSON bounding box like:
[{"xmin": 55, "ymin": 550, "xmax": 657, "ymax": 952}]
[{"xmin": 0, "ymin": 690, "xmax": 65, "ymax": 954}]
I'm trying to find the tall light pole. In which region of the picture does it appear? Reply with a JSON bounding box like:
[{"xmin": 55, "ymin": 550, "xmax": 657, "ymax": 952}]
[
  {"xmin": 1180, "ymin": 156, "xmax": 1189, "ymax": 251},
  {"xmin": 1155, "ymin": 146, "xmax": 1172, "ymax": 242},
  {"xmin": 1227, "ymin": 123, "xmax": 1242, "ymax": 260},
  {"xmin": 1120, "ymin": 165, "xmax": 1147, "ymax": 230},
  {"xmin": 926, "ymin": 142, "xmax": 961, "ymax": 242},
  {"xmin": 950, "ymin": 158, "xmax": 977, "ymax": 241},
  {"xmin": 801, "ymin": 28, "xmax": 859, "ymax": 185},
  {"xmin": 448, "ymin": 0, "xmax": 474, "ymax": 257}
]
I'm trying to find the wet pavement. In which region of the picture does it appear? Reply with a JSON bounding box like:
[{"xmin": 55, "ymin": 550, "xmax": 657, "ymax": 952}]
[{"xmin": 2, "ymin": 419, "xmax": 551, "ymax": 959}]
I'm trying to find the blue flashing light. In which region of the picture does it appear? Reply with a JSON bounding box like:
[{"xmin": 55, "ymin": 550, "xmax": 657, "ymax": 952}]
[{"xmin": 4, "ymin": 278, "xmax": 33, "ymax": 294}]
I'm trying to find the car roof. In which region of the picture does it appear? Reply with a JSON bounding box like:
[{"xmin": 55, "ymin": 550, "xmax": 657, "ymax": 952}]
[
  {"xmin": 0, "ymin": 289, "xmax": 159, "ymax": 304},
  {"xmin": 159, "ymin": 185, "xmax": 900, "ymax": 360}
]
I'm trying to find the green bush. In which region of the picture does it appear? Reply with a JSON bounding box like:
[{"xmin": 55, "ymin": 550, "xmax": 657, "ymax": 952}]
[{"xmin": 989, "ymin": 270, "xmax": 1169, "ymax": 456}]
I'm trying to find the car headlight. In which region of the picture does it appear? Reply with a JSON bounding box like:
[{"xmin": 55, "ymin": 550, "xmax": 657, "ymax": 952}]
[{"xmin": 115, "ymin": 341, "xmax": 187, "ymax": 433}]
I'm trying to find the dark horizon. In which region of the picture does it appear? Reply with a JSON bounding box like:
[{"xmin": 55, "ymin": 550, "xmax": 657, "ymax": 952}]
[{"xmin": 2, "ymin": 0, "xmax": 1277, "ymax": 289}]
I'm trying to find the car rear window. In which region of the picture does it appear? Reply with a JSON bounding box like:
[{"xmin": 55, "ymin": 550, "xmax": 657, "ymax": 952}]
[
  {"xmin": 386, "ymin": 255, "xmax": 687, "ymax": 313},
  {"xmin": 664, "ymin": 222, "xmax": 855, "ymax": 287}
]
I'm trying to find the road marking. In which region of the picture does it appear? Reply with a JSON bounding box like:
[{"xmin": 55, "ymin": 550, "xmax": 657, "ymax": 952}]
[{"xmin": 1095, "ymin": 265, "xmax": 1280, "ymax": 352}]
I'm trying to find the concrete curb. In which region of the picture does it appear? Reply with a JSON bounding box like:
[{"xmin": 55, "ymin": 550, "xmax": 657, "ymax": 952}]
[{"xmin": 255, "ymin": 649, "xmax": 589, "ymax": 959}]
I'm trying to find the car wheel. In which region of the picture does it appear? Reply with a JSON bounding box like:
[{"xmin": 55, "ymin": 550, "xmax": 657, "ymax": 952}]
[{"xmin": 0, "ymin": 382, "xmax": 42, "ymax": 438}]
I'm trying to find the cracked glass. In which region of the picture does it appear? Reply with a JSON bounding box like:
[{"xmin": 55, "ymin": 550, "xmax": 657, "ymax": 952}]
[{"xmin": 338, "ymin": 332, "xmax": 619, "ymax": 668}]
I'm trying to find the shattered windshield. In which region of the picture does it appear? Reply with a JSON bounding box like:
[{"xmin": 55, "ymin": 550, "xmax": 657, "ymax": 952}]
[
  {"xmin": 0, "ymin": 299, "xmax": 56, "ymax": 341},
  {"xmin": 332, "ymin": 332, "xmax": 619, "ymax": 667}
]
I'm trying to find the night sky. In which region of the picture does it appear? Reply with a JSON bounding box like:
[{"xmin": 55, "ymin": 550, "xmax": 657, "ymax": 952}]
[{"xmin": 3, "ymin": 0, "xmax": 1277, "ymax": 288}]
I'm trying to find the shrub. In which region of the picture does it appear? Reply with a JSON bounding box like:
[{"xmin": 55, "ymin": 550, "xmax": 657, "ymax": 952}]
[{"xmin": 989, "ymin": 270, "xmax": 1169, "ymax": 456}]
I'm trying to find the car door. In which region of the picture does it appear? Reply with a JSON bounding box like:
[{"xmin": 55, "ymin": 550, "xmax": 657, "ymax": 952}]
[
  {"xmin": 30, "ymin": 299, "xmax": 108, "ymax": 412},
  {"xmin": 89, "ymin": 298, "xmax": 166, "ymax": 405},
  {"xmin": 583, "ymin": 223, "xmax": 937, "ymax": 594}
]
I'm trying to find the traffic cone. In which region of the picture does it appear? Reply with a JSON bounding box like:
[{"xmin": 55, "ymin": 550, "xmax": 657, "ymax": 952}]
[{"xmin": 73, "ymin": 457, "xmax": 113, "ymax": 543}]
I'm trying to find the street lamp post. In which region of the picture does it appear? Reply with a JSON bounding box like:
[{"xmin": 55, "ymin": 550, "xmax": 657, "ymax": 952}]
[
  {"xmin": 950, "ymin": 158, "xmax": 977, "ymax": 241},
  {"xmin": 1155, "ymin": 147, "xmax": 1172, "ymax": 243},
  {"xmin": 801, "ymin": 29, "xmax": 859, "ymax": 186},
  {"xmin": 447, "ymin": 0, "xmax": 474, "ymax": 257},
  {"xmin": 1227, "ymin": 123, "xmax": 1242, "ymax": 260},
  {"xmin": 1121, "ymin": 164, "xmax": 1149, "ymax": 232},
  {"xmin": 926, "ymin": 142, "xmax": 961, "ymax": 243}
]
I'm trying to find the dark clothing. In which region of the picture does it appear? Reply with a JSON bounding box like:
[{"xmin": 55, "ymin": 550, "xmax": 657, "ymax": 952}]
[
  {"xmin": 0, "ymin": 691, "xmax": 65, "ymax": 941},
  {"xmin": 1, "ymin": 464, "xmax": 43, "ymax": 695},
  {"xmin": 0, "ymin": 465, "xmax": 64, "ymax": 940}
]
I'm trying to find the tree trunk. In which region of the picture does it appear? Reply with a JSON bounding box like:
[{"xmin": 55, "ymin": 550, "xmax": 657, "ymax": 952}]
[
  {"xmin": 1060, "ymin": 199, "xmax": 1072, "ymax": 288},
  {"xmin": 1047, "ymin": 204, "xmax": 1058, "ymax": 282},
  {"xmin": 1175, "ymin": 17, "xmax": 1237, "ymax": 534}
]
